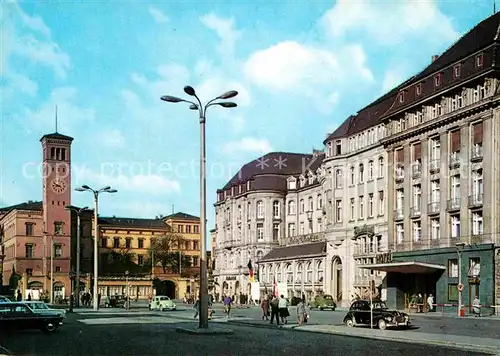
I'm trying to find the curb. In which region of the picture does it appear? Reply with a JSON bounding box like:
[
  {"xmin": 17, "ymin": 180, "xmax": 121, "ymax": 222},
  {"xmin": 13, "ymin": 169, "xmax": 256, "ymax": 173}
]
[{"xmin": 226, "ymin": 321, "xmax": 499, "ymax": 355}]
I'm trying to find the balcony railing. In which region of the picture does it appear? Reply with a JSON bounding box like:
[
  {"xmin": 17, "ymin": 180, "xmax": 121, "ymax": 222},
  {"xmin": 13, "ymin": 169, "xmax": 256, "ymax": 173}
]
[
  {"xmin": 449, "ymin": 153, "xmax": 461, "ymax": 169},
  {"xmin": 429, "ymin": 159, "xmax": 440, "ymax": 172},
  {"xmin": 410, "ymin": 206, "xmax": 421, "ymax": 218},
  {"xmin": 412, "ymin": 162, "xmax": 422, "ymax": 177},
  {"xmin": 446, "ymin": 198, "xmax": 461, "ymax": 212},
  {"xmin": 468, "ymin": 194, "xmax": 483, "ymax": 207},
  {"xmin": 428, "ymin": 201, "xmax": 440, "ymax": 215},
  {"xmin": 279, "ymin": 231, "xmax": 326, "ymax": 246},
  {"xmin": 393, "ymin": 209, "xmax": 404, "ymax": 220},
  {"xmin": 471, "ymin": 145, "xmax": 483, "ymax": 161}
]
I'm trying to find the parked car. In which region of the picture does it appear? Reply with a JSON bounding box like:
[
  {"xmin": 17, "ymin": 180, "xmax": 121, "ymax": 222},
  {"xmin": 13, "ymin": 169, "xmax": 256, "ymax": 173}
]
[
  {"xmin": 23, "ymin": 301, "xmax": 66, "ymax": 318},
  {"xmin": 149, "ymin": 296, "xmax": 176, "ymax": 311},
  {"xmin": 308, "ymin": 294, "xmax": 337, "ymax": 311},
  {"xmin": 0, "ymin": 296, "xmax": 11, "ymax": 303},
  {"xmin": 0, "ymin": 302, "xmax": 63, "ymax": 333},
  {"xmin": 343, "ymin": 300, "xmax": 410, "ymax": 330}
]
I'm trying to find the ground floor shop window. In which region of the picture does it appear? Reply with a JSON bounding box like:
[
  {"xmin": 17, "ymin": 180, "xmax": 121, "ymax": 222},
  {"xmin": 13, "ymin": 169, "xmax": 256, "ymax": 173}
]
[{"xmin": 448, "ymin": 284, "xmax": 458, "ymax": 302}]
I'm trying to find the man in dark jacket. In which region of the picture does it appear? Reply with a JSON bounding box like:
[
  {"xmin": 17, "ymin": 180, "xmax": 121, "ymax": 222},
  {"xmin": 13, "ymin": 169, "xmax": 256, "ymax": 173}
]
[{"xmin": 269, "ymin": 295, "xmax": 280, "ymax": 325}]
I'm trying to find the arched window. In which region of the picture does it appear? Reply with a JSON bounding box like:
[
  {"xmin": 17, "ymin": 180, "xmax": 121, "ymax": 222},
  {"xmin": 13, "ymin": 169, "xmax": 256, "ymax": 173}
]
[
  {"xmin": 378, "ymin": 157, "xmax": 384, "ymax": 178},
  {"xmin": 272, "ymin": 201, "xmax": 280, "ymax": 218},
  {"xmin": 308, "ymin": 196, "xmax": 313, "ymax": 211},
  {"xmin": 286, "ymin": 264, "xmax": 293, "ymax": 283},
  {"xmin": 368, "ymin": 160, "xmax": 374, "ymax": 180},
  {"xmin": 300, "ymin": 199, "xmax": 305, "ymax": 213},
  {"xmin": 317, "ymin": 194, "xmax": 323, "ymax": 209},
  {"xmin": 335, "ymin": 169, "xmax": 343, "ymax": 188},
  {"xmin": 316, "ymin": 261, "xmax": 324, "ymax": 282},
  {"xmin": 256, "ymin": 201, "xmax": 264, "ymax": 218},
  {"xmin": 296, "ymin": 263, "xmax": 302, "ymax": 283},
  {"xmin": 349, "ymin": 166, "xmax": 355, "ymax": 185},
  {"xmin": 306, "ymin": 261, "xmax": 313, "ymax": 282},
  {"xmin": 288, "ymin": 200, "xmax": 296, "ymax": 215},
  {"xmin": 276, "ymin": 264, "xmax": 282, "ymax": 283},
  {"xmin": 359, "ymin": 163, "xmax": 364, "ymax": 183},
  {"xmin": 257, "ymin": 250, "xmax": 264, "ymax": 261},
  {"xmin": 237, "ymin": 251, "xmax": 242, "ymax": 267}
]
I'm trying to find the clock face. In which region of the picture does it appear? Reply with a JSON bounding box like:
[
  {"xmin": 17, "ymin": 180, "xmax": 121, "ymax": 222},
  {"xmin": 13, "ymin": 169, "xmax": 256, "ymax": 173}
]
[{"xmin": 51, "ymin": 178, "xmax": 67, "ymax": 194}]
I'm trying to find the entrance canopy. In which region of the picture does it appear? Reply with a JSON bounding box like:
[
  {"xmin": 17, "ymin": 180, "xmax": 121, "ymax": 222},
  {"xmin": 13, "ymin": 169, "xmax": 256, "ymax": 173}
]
[{"xmin": 359, "ymin": 261, "xmax": 446, "ymax": 274}]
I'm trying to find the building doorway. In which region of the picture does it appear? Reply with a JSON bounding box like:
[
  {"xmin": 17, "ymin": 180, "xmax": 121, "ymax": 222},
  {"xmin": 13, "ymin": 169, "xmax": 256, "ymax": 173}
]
[
  {"xmin": 153, "ymin": 279, "xmax": 176, "ymax": 299},
  {"xmin": 468, "ymin": 281, "xmax": 480, "ymax": 313},
  {"xmin": 330, "ymin": 257, "xmax": 342, "ymax": 302}
]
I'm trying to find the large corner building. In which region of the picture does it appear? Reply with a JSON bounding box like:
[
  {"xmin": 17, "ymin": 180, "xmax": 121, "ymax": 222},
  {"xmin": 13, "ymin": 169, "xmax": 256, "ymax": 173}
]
[{"xmin": 213, "ymin": 13, "xmax": 500, "ymax": 313}]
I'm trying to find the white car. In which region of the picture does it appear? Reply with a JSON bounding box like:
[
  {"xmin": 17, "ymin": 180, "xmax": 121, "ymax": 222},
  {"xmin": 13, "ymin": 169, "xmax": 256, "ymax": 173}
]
[
  {"xmin": 149, "ymin": 296, "xmax": 176, "ymax": 311},
  {"xmin": 23, "ymin": 301, "xmax": 67, "ymax": 318}
]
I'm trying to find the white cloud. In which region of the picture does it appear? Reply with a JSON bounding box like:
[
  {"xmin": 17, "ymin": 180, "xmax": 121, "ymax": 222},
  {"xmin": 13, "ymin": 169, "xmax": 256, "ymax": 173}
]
[
  {"xmin": 381, "ymin": 69, "xmax": 407, "ymax": 94},
  {"xmin": 149, "ymin": 7, "xmax": 169, "ymax": 23},
  {"xmin": 200, "ymin": 13, "xmax": 241, "ymax": 58},
  {"xmin": 221, "ymin": 137, "xmax": 273, "ymax": 155},
  {"xmin": 76, "ymin": 167, "xmax": 181, "ymax": 195},
  {"xmin": 16, "ymin": 87, "xmax": 95, "ymax": 135},
  {"xmin": 321, "ymin": 0, "xmax": 458, "ymax": 45},
  {"xmin": 243, "ymin": 41, "xmax": 372, "ymax": 114},
  {"xmin": 100, "ymin": 129, "xmax": 125, "ymax": 149}
]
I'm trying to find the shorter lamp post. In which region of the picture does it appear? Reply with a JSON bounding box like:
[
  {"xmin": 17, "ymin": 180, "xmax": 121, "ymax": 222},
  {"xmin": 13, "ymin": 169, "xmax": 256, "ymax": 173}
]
[
  {"xmin": 456, "ymin": 242, "xmax": 465, "ymax": 317},
  {"xmin": 65, "ymin": 205, "xmax": 88, "ymax": 308},
  {"xmin": 69, "ymin": 271, "xmax": 76, "ymax": 312},
  {"xmin": 125, "ymin": 270, "xmax": 129, "ymax": 310}
]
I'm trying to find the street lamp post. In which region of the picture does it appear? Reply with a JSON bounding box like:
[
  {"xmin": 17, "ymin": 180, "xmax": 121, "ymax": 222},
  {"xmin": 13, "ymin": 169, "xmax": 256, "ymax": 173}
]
[
  {"xmin": 75, "ymin": 185, "xmax": 117, "ymax": 311},
  {"xmin": 125, "ymin": 270, "xmax": 129, "ymax": 310},
  {"xmin": 456, "ymin": 242, "xmax": 465, "ymax": 317},
  {"xmin": 50, "ymin": 234, "xmax": 54, "ymax": 304},
  {"xmin": 161, "ymin": 86, "xmax": 238, "ymax": 329},
  {"xmin": 65, "ymin": 205, "xmax": 88, "ymax": 307}
]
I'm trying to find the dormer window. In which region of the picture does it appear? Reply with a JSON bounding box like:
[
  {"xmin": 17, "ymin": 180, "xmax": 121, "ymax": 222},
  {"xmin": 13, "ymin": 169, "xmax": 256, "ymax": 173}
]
[
  {"xmin": 416, "ymin": 83, "xmax": 422, "ymax": 96},
  {"xmin": 335, "ymin": 140, "xmax": 342, "ymax": 155},
  {"xmin": 288, "ymin": 178, "xmax": 296, "ymax": 190},
  {"xmin": 308, "ymin": 174, "xmax": 314, "ymax": 185},
  {"xmin": 246, "ymin": 181, "xmax": 251, "ymax": 190},
  {"xmin": 434, "ymin": 73, "xmax": 442, "ymax": 87},
  {"xmin": 476, "ymin": 54, "xmax": 483, "ymax": 68},
  {"xmin": 453, "ymin": 64, "xmax": 461, "ymax": 78},
  {"xmin": 398, "ymin": 91, "xmax": 405, "ymax": 103},
  {"xmin": 327, "ymin": 142, "xmax": 333, "ymax": 157}
]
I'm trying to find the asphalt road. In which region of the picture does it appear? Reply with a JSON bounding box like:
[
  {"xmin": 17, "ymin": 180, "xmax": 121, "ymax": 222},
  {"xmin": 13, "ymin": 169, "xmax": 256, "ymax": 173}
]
[
  {"xmin": 0, "ymin": 312, "xmax": 490, "ymax": 356},
  {"xmin": 211, "ymin": 304, "xmax": 500, "ymax": 339}
]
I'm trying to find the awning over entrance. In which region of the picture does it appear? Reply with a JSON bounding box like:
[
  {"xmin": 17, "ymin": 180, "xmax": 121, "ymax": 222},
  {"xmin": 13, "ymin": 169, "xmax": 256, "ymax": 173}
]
[{"xmin": 359, "ymin": 261, "xmax": 446, "ymax": 274}]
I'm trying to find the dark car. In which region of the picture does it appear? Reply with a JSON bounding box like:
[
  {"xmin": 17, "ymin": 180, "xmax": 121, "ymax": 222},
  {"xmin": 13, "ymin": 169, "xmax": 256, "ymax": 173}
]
[
  {"xmin": 0, "ymin": 302, "xmax": 63, "ymax": 333},
  {"xmin": 308, "ymin": 294, "xmax": 336, "ymax": 311},
  {"xmin": 343, "ymin": 300, "xmax": 410, "ymax": 330},
  {"xmin": 0, "ymin": 296, "xmax": 11, "ymax": 303}
]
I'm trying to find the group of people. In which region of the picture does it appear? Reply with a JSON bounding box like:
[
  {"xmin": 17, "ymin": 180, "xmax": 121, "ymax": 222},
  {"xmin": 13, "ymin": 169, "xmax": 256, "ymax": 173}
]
[{"xmin": 259, "ymin": 295, "xmax": 309, "ymax": 326}]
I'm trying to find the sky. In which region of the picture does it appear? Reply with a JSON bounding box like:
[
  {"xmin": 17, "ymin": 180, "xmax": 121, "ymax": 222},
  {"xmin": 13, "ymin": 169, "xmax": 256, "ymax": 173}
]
[{"xmin": 0, "ymin": 0, "xmax": 495, "ymax": 246}]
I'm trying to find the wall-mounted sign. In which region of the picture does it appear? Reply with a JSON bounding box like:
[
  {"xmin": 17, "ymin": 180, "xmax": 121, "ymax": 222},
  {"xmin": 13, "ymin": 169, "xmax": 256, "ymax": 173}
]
[
  {"xmin": 226, "ymin": 276, "xmax": 237, "ymax": 281},
  {"xmin": 376, "ymin": 252, "xmax": 392, "ymax": 264}
]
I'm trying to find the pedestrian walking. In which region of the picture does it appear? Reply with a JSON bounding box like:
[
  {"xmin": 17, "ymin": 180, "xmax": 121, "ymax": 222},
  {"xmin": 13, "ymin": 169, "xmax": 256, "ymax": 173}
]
[
  {"xmin": 296, "ymin": 298, "xmax": 308, "ymax": 326},
  {"xmin": 278, "ymin": 295, "xmax": 290, "ymax": 324},
  {"xmin": 427, "ymin": 294, "xmax": 434, "ymax": 312},
  {"xmin": 269, "ymin": 295, "xmax": 280, "ymax": 325},
  {"xmin": 472, "ymin": 295, "xmax": 481, "ymax": 317},
  {"xmin": 224, "ymin": 295, "xmax": 232, "ymax": 319},
  {"xmin": 260, "ymin": 295, "xmax": 270, "ymax": 320},
  {"xmin": 193, "ymin": 298, "xmax": 200, "ymax": 319}
]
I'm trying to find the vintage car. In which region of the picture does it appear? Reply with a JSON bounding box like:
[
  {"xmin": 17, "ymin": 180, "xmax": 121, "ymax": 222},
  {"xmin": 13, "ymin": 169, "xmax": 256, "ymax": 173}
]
[
  {"xmin": 308, "ymin": 294, "xmax": 337, "ymax": 311},
  {"xmin": 23, "ymin": 301, "xmax": 67, "ymax": 318},
  {"xmin": 149, "ymin": 296, "xmax": 176, "ymax": 311},
  {"xmin": 343, "ymin": 300, "xmax": 410, "ymax": 330},
  {"xmin": 0, "ymin": 296, "xmax": 11, "ymax": 303},
  {"xmin": 0, "ymin": 302, "xmax": 64, "ymax": 333}
]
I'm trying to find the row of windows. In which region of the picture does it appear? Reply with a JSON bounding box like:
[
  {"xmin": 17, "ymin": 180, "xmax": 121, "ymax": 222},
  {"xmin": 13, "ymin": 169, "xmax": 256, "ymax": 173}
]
[
  {"xmin": 24, "ymin": 221, "xmax": 64, "ymax": 236},
  {"xmin": 333, "ymin": 191, "xmax": 385, "ymax": 223},
  {"xmin": 25, "ymin": 243, "xmax": 63, "ymax": 258},
  {"xmin": 100, "ymin": 237, "xmax": 199, "ymax": 250},
  {"xmin": 176, "ymin": 224, "xmax": 199, "ymax": 234}
]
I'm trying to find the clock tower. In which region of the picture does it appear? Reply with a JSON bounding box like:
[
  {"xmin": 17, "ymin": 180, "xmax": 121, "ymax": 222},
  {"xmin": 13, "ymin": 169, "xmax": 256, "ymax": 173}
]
[{"xmin": 41, "ymin": 132, "xmax": 74, "ymax": 298}]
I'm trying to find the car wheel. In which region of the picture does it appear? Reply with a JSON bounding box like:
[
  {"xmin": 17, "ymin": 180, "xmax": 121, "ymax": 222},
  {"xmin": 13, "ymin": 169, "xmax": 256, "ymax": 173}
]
[
  {"xmin": 42, "ymin": 322, "xmax": 57, "ymax": 333},
  {"xmin": 378, "ymin": 319, "xmax": 387, "ymax": 330},
  {"xmin": 161, "ymin": 307, "xmax": 166, "ymax": 311},
  {"xmin": 345, "ymin": 317, "xmax": 355, "ymax": 328},
  {"xmin": 331, "ymin": 307, "xmax": 336, "ymax": 311},
  {"xmin": 319, "ymin": 307, "xmax": 324, "ymax": 311}
]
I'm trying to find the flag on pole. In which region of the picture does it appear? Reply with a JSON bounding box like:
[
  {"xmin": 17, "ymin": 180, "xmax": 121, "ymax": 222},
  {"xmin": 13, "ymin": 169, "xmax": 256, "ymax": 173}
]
[{"xmin": 247, "ymin": 260, "xmax": 255, "ymax": 282}]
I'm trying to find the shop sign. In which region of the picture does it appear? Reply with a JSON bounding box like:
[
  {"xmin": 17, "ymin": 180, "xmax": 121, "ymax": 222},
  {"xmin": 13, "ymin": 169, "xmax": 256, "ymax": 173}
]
[{"xmin": 376, "ymin": 252, "xmax": 392, "ymax": 264}]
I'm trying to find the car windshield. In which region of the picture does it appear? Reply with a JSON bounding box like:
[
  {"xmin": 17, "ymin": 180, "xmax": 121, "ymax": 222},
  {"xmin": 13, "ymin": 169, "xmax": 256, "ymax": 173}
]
[
  {"xmin": 372, "ymin": 302, "xmax": 389, "ymax": 309},
  {"xmin": 159, "ymin": 297, "xmax": 169, "ymax": 301},
  {"xmin": 34, "ymin": 303, "xmax": 49, "ymax": 310}
]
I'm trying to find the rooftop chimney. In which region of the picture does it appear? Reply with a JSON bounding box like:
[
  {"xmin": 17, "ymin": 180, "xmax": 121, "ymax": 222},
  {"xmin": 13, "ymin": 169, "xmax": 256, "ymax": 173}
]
[{"xmin": 432, "ymin": 55, "xmax": 439, "ymax": 62}]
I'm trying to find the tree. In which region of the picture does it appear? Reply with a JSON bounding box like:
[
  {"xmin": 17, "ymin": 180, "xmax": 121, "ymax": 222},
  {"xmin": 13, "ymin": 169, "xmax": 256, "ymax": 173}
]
[
  {"xmin": 149, "ymin": 232, "xmax": 190, "ymax": 273},
  {"xmin": 101, "ymin": 248, "xmax": 141, "ymax": 275}
]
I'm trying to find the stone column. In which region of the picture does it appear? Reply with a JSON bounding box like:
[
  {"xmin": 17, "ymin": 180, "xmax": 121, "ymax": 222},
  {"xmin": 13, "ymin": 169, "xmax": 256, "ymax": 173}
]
[
  {"xmin": 440, "ymin": 131, "xmax": 449, "ymax": 243},
  {"xmin": 387, "ymin": 148, "xmax": 395, "ymax": 249},
  {"xmin": 459, "ymin": 125, "xmax": 470, "ymax": 240}
]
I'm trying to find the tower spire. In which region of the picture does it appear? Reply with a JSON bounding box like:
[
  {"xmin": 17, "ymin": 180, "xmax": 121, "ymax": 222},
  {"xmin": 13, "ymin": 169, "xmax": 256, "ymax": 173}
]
[{"xmin": 55, "ymin": 105, "xmax": 58, "ymax": 133}]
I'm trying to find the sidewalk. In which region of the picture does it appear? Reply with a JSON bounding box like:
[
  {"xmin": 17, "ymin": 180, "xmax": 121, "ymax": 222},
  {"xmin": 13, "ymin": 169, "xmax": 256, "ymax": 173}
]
[{"xmin": 226, "ymin": 319, "xmax": 500, "ymax": 355}]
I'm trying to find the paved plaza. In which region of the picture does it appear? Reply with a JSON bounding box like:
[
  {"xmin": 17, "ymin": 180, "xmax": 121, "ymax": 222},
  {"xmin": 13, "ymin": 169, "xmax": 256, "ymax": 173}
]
[{"xmin": 1, "ymin": 303, "xmax": 499, "ymax": 355}]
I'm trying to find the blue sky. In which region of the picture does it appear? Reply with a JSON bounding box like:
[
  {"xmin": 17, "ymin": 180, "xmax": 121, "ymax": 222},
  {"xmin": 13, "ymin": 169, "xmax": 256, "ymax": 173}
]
[{"xmin": 0, "ymin": 0, "xmax": 494, "ymax": 245}]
